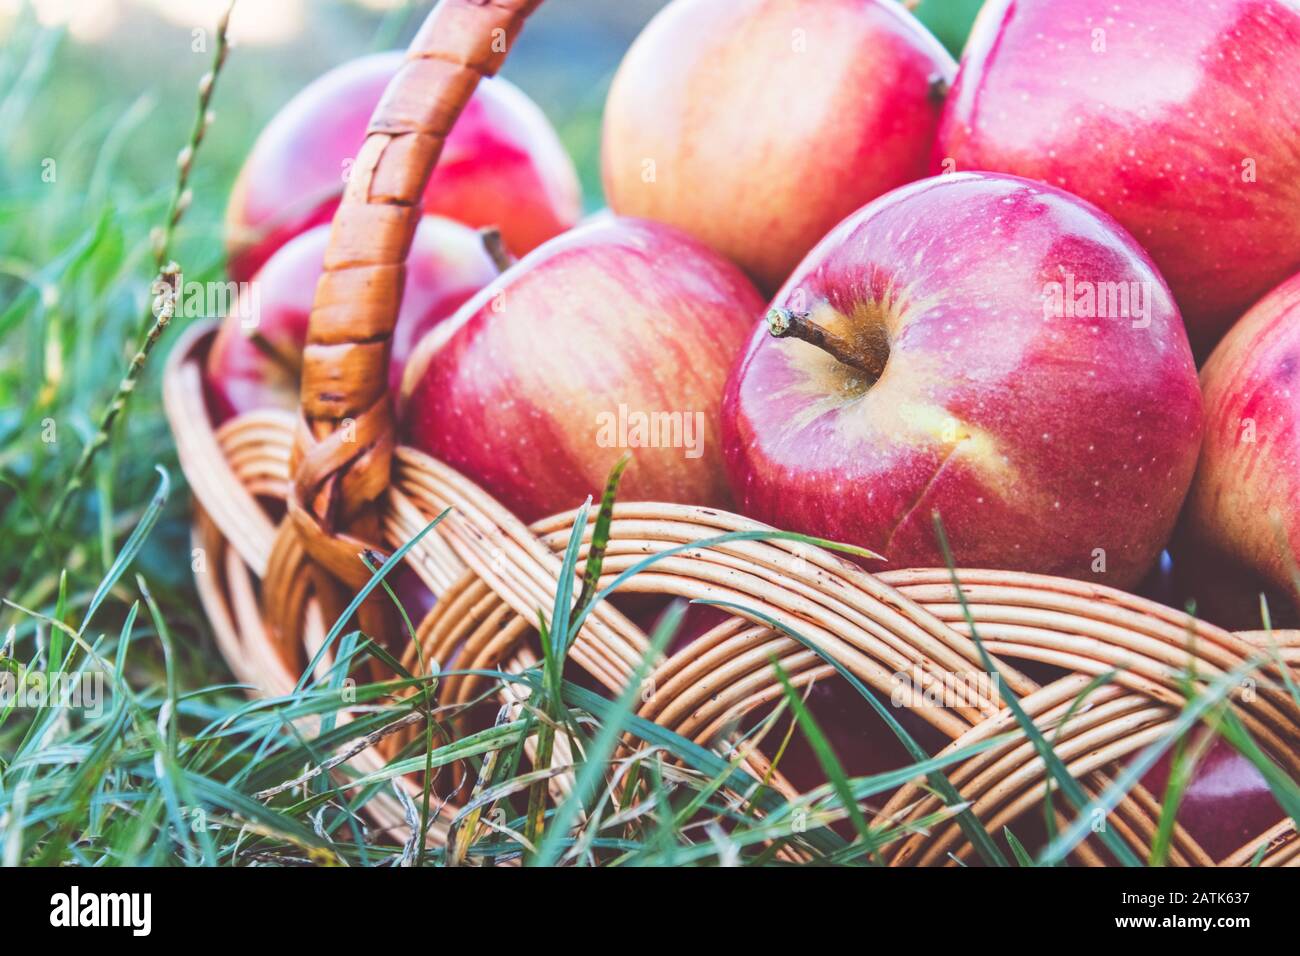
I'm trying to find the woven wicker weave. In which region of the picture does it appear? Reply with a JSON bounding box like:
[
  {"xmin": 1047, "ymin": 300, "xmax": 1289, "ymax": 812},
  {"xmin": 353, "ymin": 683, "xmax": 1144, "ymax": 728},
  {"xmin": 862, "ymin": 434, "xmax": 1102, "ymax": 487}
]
[{"xmin": 162, "ymin": 0, "xmax": 1300, "ymax": 866}]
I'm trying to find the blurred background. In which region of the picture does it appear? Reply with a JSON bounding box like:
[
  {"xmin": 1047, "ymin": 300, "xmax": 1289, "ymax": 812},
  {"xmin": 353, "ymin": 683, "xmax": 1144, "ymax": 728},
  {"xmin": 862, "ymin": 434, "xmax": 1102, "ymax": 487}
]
[
  {"xmin": 0, "ymin": 0, "xmax": 678, "ymax": 219},
  {"xmin": 0, "ymin": 0, "xmax": 981, "ymax": 222}
]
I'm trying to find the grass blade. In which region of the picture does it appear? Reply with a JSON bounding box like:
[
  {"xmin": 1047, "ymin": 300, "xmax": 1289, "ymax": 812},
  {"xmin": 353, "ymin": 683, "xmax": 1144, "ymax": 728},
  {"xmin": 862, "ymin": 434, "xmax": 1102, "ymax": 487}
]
[
  {"xmin": 532, "ymin": 599, "xmax": 683, "ymax": 866},
  {"xmin": 930, "ymin": 511, "xmax": 1145, "ymax": 867}
]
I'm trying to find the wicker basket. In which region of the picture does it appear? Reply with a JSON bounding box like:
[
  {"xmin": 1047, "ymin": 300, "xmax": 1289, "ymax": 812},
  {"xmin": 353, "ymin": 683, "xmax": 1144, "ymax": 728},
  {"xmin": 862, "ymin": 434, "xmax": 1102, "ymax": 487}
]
[{"xmin": 162, "ymin": 0, "xmax": 1300, "ymax": 866}]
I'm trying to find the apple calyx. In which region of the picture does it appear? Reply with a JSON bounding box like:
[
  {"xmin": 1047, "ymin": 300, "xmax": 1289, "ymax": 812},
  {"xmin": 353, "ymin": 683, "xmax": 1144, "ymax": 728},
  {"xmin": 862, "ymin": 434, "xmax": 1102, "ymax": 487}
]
[{"xmin": 765, "ymin": 306, "xmax": 887, "ymax": 380}]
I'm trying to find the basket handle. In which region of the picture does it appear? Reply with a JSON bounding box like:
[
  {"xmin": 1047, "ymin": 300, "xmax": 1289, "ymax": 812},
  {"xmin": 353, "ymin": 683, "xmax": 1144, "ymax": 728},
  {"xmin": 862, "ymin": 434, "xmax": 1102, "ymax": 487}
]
[{"xmin": 288, "ymin": 0, "xmax": 543, "ymax": 591}]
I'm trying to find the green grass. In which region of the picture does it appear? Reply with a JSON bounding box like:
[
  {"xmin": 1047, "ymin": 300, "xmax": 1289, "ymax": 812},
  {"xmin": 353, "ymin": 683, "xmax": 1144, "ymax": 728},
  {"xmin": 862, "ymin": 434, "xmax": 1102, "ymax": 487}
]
[{"xmin": 0, "ymin": 1, "xmax": 1296, "ymax": 868}]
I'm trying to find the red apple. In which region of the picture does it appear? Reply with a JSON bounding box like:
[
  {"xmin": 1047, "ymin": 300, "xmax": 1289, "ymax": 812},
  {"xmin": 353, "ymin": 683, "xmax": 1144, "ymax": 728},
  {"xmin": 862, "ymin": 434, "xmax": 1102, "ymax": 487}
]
[
  {"xmin": 225, "ymin": 51, "xmax": 582, "ymax": 283},
  {"xmin": 400, "ymin": 217, "xmax": 766, "ymax": 524},
  {"xmin": 205, "ymin": 216, "xmax": 501, "ymax": 422},
  {"xmin": 1186, "ymin": 271, "xmax": 1300, "ymax": 597},
  {"xmin": 722, "ymin": 172, "xmax": 1203, "ymax": 590},
  {"xmin": 934, "ymin": 0, "xmax": 1300, "ymax": 356},
  {"xmin": 1139, "ymin": 733, "xmax": 1285, "ymax": 862},
  {"xmin": 601, "ymin": 0, "xmax": 955, "ymax": 294}
]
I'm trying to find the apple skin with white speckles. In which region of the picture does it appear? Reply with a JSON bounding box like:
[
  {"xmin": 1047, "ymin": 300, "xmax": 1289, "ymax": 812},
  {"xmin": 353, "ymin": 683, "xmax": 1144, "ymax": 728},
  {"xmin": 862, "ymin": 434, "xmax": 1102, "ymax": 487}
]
[
  {"xmin": 602, "ymin": 0, "xmax": 956, "ymax": 294},
  {"xmin": 722, "ymin": 173, "xmax": 1203, "ymax": 589},
  {"xmin": 1186, "ymin": 270, "xmax": 1300, "ymax": 592},
  {"xmin": 934, "ymin": 0, "xmax": 1300, "ymax": 357},
  {"xmin": 400, "ymin": 217, "xmax": 766, "ymax": 524}
]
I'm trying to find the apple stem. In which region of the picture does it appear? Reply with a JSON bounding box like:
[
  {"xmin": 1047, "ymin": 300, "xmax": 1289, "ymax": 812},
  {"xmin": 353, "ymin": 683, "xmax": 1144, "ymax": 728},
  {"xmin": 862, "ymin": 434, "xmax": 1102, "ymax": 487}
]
[
  {"xmin": 929, "ymin": 74, "xmax": 951, "ymax": 105},
  {"xmin": 766, "ymin": 307, "xmax": 886, "ymax": 379},
  {"xmin": 478, "ymin": 226, "xmax": 513, "ymax": 273}
]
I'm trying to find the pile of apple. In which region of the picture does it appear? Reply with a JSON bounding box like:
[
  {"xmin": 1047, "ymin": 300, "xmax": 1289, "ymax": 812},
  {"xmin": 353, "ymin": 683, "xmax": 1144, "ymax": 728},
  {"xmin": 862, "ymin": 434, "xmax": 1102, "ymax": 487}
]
[{"xmin": 208, "ymin": 0, "xmax": 1300, "ymax": 860}]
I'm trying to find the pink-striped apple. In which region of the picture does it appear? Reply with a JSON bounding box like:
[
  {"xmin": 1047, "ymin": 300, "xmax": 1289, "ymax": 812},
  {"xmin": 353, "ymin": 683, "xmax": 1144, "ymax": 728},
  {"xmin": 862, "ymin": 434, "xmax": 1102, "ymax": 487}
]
[
  {"xmin": 722, "ymin": 172, "xmax": 1203, "ymax": 589},
  {"xmin": 205, "ymin": 216, "xmax": 500, "ymax": 422},
  {"xmin": 935, "ymin": 0, "xmax": 1300, "ymax": 356},
  {"xmin": 1185, "ymin": 271, "xmax": 1300, "ymax": 595},
  {"xmin": 400, "ymin": 217, "xmax": 765, "ymax": 523},
  {"xmin": 225, "ymin": 51, "xmax": 582, "ymax": 283},
  {"xmin": 601, "ymin": 0, "xmax": 955, "ymax": 293}
]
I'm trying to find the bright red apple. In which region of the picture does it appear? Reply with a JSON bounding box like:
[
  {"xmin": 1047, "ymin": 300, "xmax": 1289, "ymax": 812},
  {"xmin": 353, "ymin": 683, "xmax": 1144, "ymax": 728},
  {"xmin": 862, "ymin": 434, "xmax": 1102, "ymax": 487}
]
[
  {"xmin": 205, "ymin": 216, "xmax": 501, "ymax": 422},
  {"xmin": 935, "ymin": 0, "xmax": 1300, "ymax": 356},
  {"xmin": 601, "ymin": 0, "xmax": 955, "ymax": 293},
  {"xmin": 1185, "ymin": 271, "xmax": 1300, "ymax": 597},
  {"xmin": 225, "ymin": 51, "xmax": 582, "ymax": 283},
  {"xmin": 400, "ymin": 217, "xmax": 766, "ymax": 524},
  {"xmin": 722, "ymin": 172, "xmax": 1203, "ymax": 590}
]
